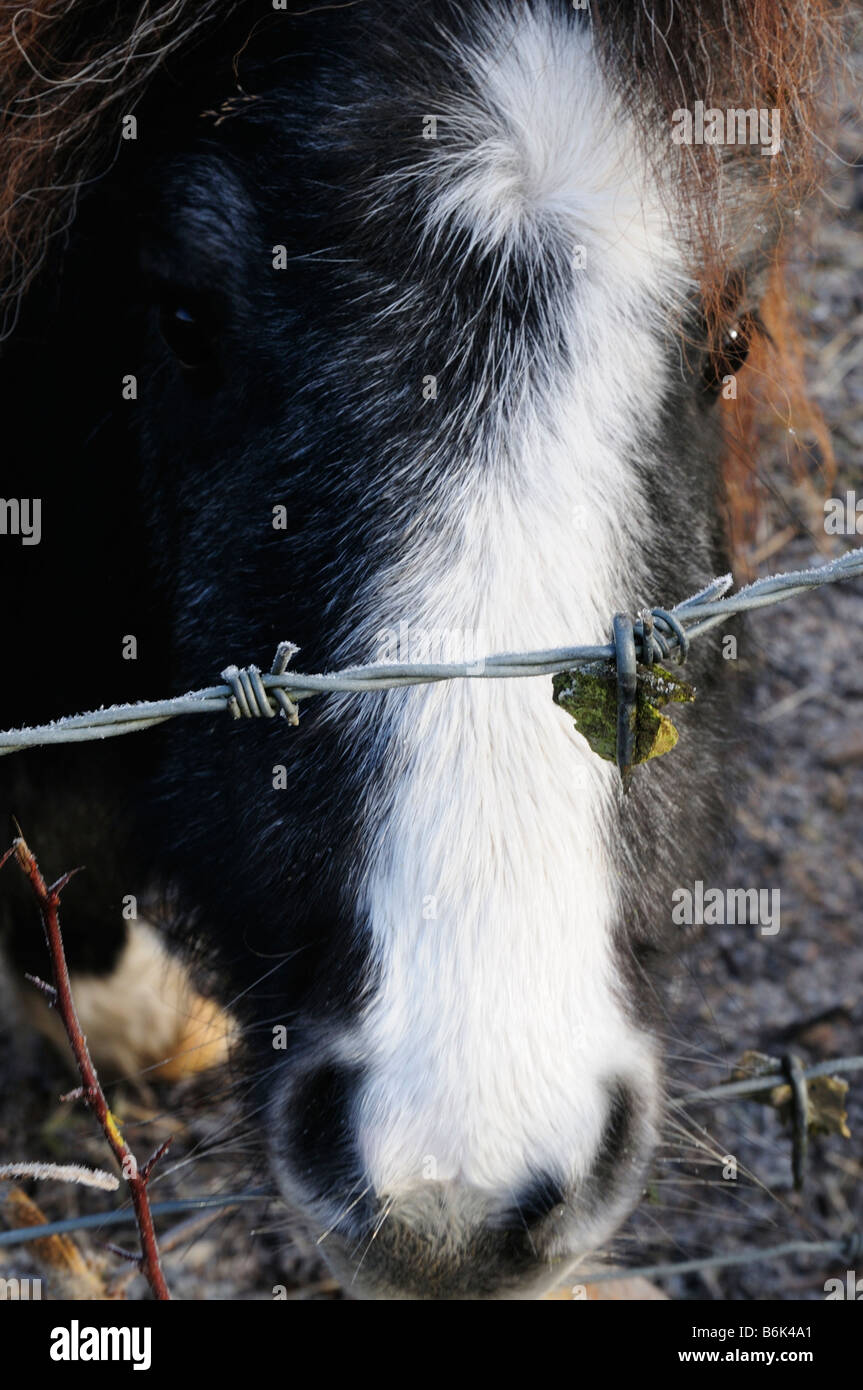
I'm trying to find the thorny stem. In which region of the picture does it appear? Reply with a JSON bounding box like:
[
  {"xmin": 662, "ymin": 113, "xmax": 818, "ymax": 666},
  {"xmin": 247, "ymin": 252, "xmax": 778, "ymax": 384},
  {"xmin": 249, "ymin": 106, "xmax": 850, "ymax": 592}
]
[{"xmin": 0, "ymin": 837, "xmax": 172, "ymax": 1300}]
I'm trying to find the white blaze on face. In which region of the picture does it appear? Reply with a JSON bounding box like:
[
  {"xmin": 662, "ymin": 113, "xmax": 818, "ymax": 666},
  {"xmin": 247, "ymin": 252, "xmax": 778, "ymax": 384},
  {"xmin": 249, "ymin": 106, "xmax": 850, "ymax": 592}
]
[{"xmin": 349, "ymin": 12, "xmax": 687, "ymax": 1202}]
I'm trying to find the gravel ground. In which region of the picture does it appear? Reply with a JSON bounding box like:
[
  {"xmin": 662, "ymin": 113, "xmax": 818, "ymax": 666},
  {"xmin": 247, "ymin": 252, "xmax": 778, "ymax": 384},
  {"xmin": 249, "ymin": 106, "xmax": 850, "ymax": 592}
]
[{"xmin": 0, "ymin": 37, "xmax": 860, "ymax": 1303}]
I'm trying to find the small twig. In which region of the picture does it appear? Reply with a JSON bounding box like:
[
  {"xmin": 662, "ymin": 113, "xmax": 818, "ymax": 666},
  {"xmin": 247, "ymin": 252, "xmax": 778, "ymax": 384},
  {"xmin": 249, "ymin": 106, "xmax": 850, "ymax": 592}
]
[
  {"xmin": 107, "ymin": 1207, "xmax": 237, "ymax": 1296},
  {"xmin": 104, "ymin": 1242, "xmax": 144, "ymax": 1265},
  {"xmin": 141, "ymin": 1139, "xmax": 173, "ymax": 1184},
  {"xmin": 0, "ymin": 1161, "xmax": 119, "ymax": 1192},
  {"xmin": 23, "ymin": 972, "xmax": 57, "ymax": 1004},
  {"xmin": 1, "ymin": 835, "xmax": 172, "ymax": 1300},
  {"xmin": 0, "ymin": 1186, "xmax": 109, "ymax": 1300}
]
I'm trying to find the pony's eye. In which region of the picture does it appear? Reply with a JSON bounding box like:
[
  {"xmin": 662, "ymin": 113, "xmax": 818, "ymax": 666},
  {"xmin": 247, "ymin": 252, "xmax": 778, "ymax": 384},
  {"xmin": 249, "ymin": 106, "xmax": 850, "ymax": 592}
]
[
  {"xmin": 158, "ymin": 300, "xmax": 219, "ymax": 369},
  {"xmin": 702, "ymin": 314, "xmax": 755, "ymax": 395},
  {"xmin": 719, "ymin": 321, "xmax": 751, "ymax": 374}
]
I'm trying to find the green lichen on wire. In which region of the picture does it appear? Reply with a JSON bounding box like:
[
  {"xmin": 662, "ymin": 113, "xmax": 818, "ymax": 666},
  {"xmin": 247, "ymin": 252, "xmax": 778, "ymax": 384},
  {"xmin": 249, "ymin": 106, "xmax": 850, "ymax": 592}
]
[{"xmin": 553, "ymin": 660, "xmax": 695, "ymax": 765}]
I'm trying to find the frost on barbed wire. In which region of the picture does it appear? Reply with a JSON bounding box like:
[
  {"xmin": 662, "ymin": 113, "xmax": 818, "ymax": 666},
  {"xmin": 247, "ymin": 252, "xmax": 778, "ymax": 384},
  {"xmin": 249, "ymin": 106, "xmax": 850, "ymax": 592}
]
[{"xmin": 1, "ymin": 547, "xmax": 862, "ymax": 755}]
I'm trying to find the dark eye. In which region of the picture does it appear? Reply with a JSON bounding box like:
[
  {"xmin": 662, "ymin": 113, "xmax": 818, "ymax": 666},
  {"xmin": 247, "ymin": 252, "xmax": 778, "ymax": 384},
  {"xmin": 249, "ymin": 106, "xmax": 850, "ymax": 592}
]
[
  {"xmin": 158, "ymin": 298, "xmax": 219, "ymax": 370},
  {"xmin": 702, "ymin": 313, "xmax": 756, "ymax": 395},
  {"xmin": 718, "ymin": 320, "xmax": 752, "ymax": 375}
]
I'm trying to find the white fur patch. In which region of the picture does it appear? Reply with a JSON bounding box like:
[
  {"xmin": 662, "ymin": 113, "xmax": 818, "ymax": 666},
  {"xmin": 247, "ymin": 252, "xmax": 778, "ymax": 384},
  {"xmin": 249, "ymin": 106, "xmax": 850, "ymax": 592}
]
[{"xmin": 342, "ymin": 14, "xmax": 687, "ymax": 1204}]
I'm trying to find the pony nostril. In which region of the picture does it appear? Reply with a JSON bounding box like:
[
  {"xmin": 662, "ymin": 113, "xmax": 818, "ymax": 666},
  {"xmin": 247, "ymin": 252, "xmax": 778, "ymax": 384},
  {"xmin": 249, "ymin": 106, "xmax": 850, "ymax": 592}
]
[
  {"xmin": 284, "ymin": 1061, "xmax": 365, "ymax": 1209},
  {"xmin": 506, "ymin": 1171, "xmax": 569, "ymax": 1227},
  {"xmin": 600, "ymin": 1082, "xmax": 637, "ymax": 1164}
]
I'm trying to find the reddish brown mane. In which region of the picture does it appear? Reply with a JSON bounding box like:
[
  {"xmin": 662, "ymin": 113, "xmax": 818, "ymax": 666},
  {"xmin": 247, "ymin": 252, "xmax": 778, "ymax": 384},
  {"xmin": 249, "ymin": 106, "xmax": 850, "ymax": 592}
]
[
  {"xmin": 590, "ymin": 1, "xmax": 844, "ymax": 561},
  {"xmin": 593, "ymin": 0, "xmax": 841, "ymax": 265}
]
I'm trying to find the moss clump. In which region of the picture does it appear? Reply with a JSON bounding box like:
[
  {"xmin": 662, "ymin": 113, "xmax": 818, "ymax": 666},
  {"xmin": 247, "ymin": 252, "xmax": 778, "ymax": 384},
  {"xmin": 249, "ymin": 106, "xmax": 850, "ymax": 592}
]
[{"xmin": 552, "ymin": 660, "xmax": 695, "ymax": 767}]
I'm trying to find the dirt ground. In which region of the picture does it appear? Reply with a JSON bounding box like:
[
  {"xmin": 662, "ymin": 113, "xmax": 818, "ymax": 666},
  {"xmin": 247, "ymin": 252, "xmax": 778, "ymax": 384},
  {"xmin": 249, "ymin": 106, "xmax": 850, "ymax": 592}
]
[{"xmin": 0, "ymin": 36, "xmax": 860, "ymax": 1302}]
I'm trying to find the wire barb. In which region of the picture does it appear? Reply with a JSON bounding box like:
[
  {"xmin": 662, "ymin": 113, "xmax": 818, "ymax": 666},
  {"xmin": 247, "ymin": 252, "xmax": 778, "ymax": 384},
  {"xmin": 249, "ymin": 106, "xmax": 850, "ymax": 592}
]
[{"xmin": 222, "ymin": 641, "xmax": 300, "ymax": 724}]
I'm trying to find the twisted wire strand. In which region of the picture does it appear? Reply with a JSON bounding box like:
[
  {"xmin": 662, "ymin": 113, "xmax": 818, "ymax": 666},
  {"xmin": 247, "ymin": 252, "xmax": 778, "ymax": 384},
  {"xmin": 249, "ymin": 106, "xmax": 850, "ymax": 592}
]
[
  {"xmin": 676, "ymin": 1054, "xmax": 863, "ymax": 1105},
  {"xmin": 1, "ymin": 548, "xmax": 861, "ymax": 755}
]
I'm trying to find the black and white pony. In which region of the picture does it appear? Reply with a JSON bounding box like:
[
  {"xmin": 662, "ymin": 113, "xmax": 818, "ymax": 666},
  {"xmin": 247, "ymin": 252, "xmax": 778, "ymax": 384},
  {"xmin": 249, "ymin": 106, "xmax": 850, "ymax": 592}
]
[{"xmin": 0, "ymin": 0, "xmax": 834, "ymax": 1298}]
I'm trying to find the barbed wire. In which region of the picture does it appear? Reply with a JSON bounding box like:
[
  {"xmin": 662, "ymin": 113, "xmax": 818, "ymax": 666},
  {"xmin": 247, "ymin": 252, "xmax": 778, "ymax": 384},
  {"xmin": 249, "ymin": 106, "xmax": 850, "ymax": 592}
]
[
  {"xmin": 2, "ymin": 547, "xmax": 862, "ymax": 756},
  {"xmin": 678, "ymin": 1053, "xmax": 863, "ymax": 1194},
  {"xmin": 678, "ymin": 1055, "xmax": 863, "ymax": 1105},
  {"xmin": 0, "ymin": 1191, "xmax": 272, "ymax": 1248}
]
